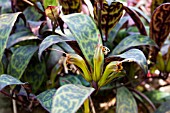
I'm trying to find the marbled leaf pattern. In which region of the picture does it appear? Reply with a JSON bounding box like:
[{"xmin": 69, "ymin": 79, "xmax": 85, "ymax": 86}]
[
  {"xmin": 0, "ymin": 74, "xmax": 25, "ymax": 90},
  {"xmin": 36, "ymin": 89, "xmax": 56, "ymax": 112},
  {"xmin": 116, "ymin": 86, "xmax": 138, "ymax": 113},
  {"xmin": 7, "ymin": 45, "xmax": 38, "ymax": 79},
  {"xmin": 109, "ymin": 49, "xmax": 148, "ymax": 74},
  {"xmin": 0, "ymin": 12, "xmax": 22, "ymax": 61},
  {"xmin": 150, "ymin": 3, "xmax": 170, "ymax": 47},
  {"xmin": 61, "ymin": 13, "xmax": 101, "ymax": 67},
  {"xmin": 111, "ymin": 34, "xmax": 157, "ymax": 55},
  {"xmin": 59, "ymin": 75, "xmax": 82, "ymax": 86},
  {"xmin": 51, "ymin": 84, "xmax": 94, "ymax": 113}
]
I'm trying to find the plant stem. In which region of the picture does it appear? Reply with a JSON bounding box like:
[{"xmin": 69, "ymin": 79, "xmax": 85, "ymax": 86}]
[
  {"xmin": 84, "ymin": 98, "xmax": 90, "ymax": 113},
  {"xmin": 11, "ymin": 90, "xmax": 17, "ymax": 113},
  {"xmin": 89, "ymin": 97, "xmax": 96, "ymax": 113}
]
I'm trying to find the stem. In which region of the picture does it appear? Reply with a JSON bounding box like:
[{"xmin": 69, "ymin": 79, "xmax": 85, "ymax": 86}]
[
  {"xmin": 89, "ymin": 97, "xmax": 96, "ymax": 113},
  {"xmin": 84, "ymin": 98, "xmax": 90, "ymax": 113},
  {"xmin": 11, "ymin": 90, "xmax": 17, "ymax": 113}
]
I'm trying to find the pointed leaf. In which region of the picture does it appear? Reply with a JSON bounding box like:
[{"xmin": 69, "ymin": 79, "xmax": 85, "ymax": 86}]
[
  {"xmin": 61, "ymin": 13, "xmax": 101, "ymax": 67},
  {"xmin": 36, "ymin": 89, "xmax": 56, "ymax": 112},
  {"xmin": 116, "ymin": 86, "xmax": 137, "ymax": 113},
  {"xmin": 155, "ymin": 100, "xmax": 170, "ymax": 113},
  {"xmin": 52, "ymin": 84, "xmax": 95, "ymax": 113},
  {"xmin": 109, "ymin": 49, "xmax": 148, "ymax": 74},
  {"xmin": 0, "ymin": 74, "xmax": 25, "ymax": 91},
  {"xmin": 123, "ymin": 6, "xmax": 147, "ymax": 36},
  {"xmin": 111, "ymin": 34, "xmax": 157, "ymax": 55},
  {"xmin": 0, "ymin": 12, "xmax": 22, "ymax": 61},
  {"xmin": 150, "ymin": 3, "xmax": 170, "ymax": 47},
  {"xmin": 38, "ymin": 35, "xmax": 72, "ymax": 60},
  {"xmin": 7, "ymin": 45, "xmax": 38, "ymax": 79},
  {"xmin": 59, "ymin": 75, "xmax": 82, "ymax": 86}
]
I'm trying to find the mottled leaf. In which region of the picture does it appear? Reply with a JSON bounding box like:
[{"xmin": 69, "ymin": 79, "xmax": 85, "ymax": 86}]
[
  {"xmin": 108, "ymin": 16, "xmax": 130, "ymax": 43},
  {"xmin": 38, "ymin": 35, "xmax": 72, "ymax": 60},
  {"xmin": 61, "ymin": 13, "xmax": 101, "ymax": 67},
  {"xmin": 43, "ymin": 0, "xmax": 58, "ymax": 9},
  {"xmin": 36, "ymin": 89, "xmax": 56, "ymax": 112},
  {"xmin": 94, "ymin": 1, "xmax": 124, "ymax": 39},
  {"xmin": 59, "ymin": 75, "xmax": 82, "ymax": 86},
  {"xmin": 7, "ymin": 45, "xmax": 38, "ymax": 79},
  {"xmin": 0, "ymin": 12, "xmax": 22, "ymax": 61},
  {"xmin": 123, "ymin": 6, "xmax": 147, "ymax": 36},
  {"xmin": 116, "ymin": 86, "xmax": 137, "ymax": 113},
  {"xmin": 150, "ymin": 3, "xmax": 170, "ymax": 47},
  {"xmin": 51, "ymin": 84, "xmax": 94, "ymax": 113},
  {"xmin": 111, "ymin": 34, "xmax": 157, "ymax": 55},
  {"xmin": 7, "ymin": 30, "xmax": 38, "ymax": 48},
  {"xmin": 155, "ymin": 100, "xmax": 170, "ymax": 113},
  {"xmin": 0, "ymin": 74, "xmax": 25, "ymax": 90},
  {"xmin": 109, "ymin": 49, "xmax": 148, "ymax": 74},
  {"xmin": 59, "ymin": 0, "xmax": 82, "ymax": 15},
  {"xmin": 22, "ymin": 56, "xmax": 46, "ymax": 93}
]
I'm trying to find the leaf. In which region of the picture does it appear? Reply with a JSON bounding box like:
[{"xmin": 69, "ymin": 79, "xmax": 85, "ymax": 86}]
[
  {"xmin": 116, "ymin": 86, "xmax": 137, "ymax": 113},
  {"xmin": 150, "ymin": 3, "xmax": 170, "ymax": 47},
  {"xmin": 51, "ymin": 84, "xmax": 94, "ymax": 113},
  {"xmin": 22, "ymin": 56, "xmax": 47, "ymax": 93},
  {"xmin": 0, "ymin": 61, "xmax": 4, "ymax": 75},
  {"xmin": 61, "ymin": 13, "xmax": 101, "ymax": 67},
  {"xmin": 0, "ymin": 12, "xmax": 22, "ymax": 61},
  {"xmin": 59, "ymin": 75, "xmax": 82, "ymax": 86},
  {"xmin": 36, "ymin": 89, "xmax": 56, "ymax": 112},
  {"xmin": 7, "ymin": 30, "xmax": 38, "ymax": 48},
  {"xmin": 38, "ymin": 35, "xmax": 72, "ymax": 60},
  {"xmin": 84, "ymin": 0, "xmax": 94, "ymax": 17},
  {"xmin": 43, "ymin": 0, "xmax": 58, "ymax": 9},
  {"xmin": 109, "ymin": 49, "xmax": 148, "ymax": 74},
  {"xmin": 94, "ymin": 1, "xmax": 124, "ymax": 39},
  {"xmin": 111, "ymin": 34, "xmax": 157, "ymax": 55},
  {"xmin": 7, "ymin": 45, "xmax": 38, "ymax": 79},
  {"xmin": 151, "ymin": 0, "xmax": 164, "ymax": 13},
  {"xmin": 123, "ymin": 6, "xmax": 147, "ymax": 36},
  {"xmin": 0, "ymin": 74, "xmax": 25, "ymax": 91},
  {"xmin": 154, "ymin": 100, "xmax": 170, "ymax": 113},
  {"xmin": 108, "ymin": 16, "xmax": 130, "ymax": 43},
  {"xmin": 0, "ymin": 0, "xmax": 12, "ymax": 14}
]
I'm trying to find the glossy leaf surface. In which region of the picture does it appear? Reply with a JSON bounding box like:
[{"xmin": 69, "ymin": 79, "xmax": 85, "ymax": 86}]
[
  {"xmin": 0, "ymin": 12, "xmax": 22, "ymax": 61},
  {"xmin": 7, "ymin": 45, "xmax": 38, "ymax": 79},
  {"xmin": 0, "ymin": 74, "xmax": 25, "ymax": 90},
  {"xmin": 116, "ymin": 86, "xmax": 137, "ymax": 113},
  {"xmin": 51, "ymin": 84, "xmax": 94, "ymax": 113},
  {"xmin": 37, "ymin": 89, "xmax": 56, "ymax": 112},
  {"xmin": 110, "ymin": 49, "xmax": 148, "ymax": 74},
  {"xmin": 61, "ymin": 13, "xmax": 101, "ymax": 67},
  {"xmin": 150, "ymin": 3, "xmax": 170, "ymax": 47},
  {"xmin": 112, "ymin": 34, "xmax": 157, "ymax": 55}
]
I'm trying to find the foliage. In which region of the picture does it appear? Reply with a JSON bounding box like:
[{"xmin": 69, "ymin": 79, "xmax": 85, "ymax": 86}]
[{"xmin": 0, "ymin": 0, "xmax": 170, "ymax": 113}]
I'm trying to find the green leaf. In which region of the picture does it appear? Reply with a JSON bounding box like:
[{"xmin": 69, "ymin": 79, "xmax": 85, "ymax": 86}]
[
  {"xmin": 51, "ymin": 84, "xmax": 95, "ymax": 113},
  {"xmin": 111, "ymin": 34, "xmax": 157, "ymax": 55},
  {"xmin": 7, "ymin": 45, "xmax": 38, "ymax": 79},
  {"xmin": 59, "ymin": 75, "xmax": 82, "ymax": 86},
  {"xmin": 110, "ymin": 49, "xmax": 148, "ymax": 74},
  {"xmin": 43, "ymin": 0, "xmax": 58, "ymax": 9},
  {"xmin": 155, "ymin": 100, "xmax": 170, "ymax": 113},
  {"xmin": 22, "ymin": 56, "xmax": 47, "ymax": 93},
  {"xmin": 0, "ymin": 74, "xmax": 25, "ymax": 90},
  {"xmin": 36, "ymin": 89, "xmax": 56, "ymax": 112},
  {"xmin": 0, "ymin": 12, "xmax": 22, "ymax": 61},
  {"xmin": 61, "ymin": 13, "xmax": 101, "ymax": 67},
  {"xmin": 38, "ymin": 35, "xmax": 72, "ymax": 60},
  {"xmin": 116, "ymin": 86, "xmax": 137, "ymax": 113},
  {"xmin": 0, "ymin": 61, "xmax": 4, "ymax": 75}
]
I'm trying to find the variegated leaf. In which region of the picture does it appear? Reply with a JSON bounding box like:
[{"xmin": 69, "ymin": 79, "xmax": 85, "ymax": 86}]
[
  {"xmin": 7, "ymin": 45, "xmax": 38, "ymax": 79},
  {"xmin": 51, "ymin": 84, "xmax": 94, "ymax": 113},
  {"xmin": 0, "ymin": 12, "xmax": 22, "ymax": 61},
  {"xmin": 59, "ymin": 0, "xmax": 82, "ymax": 15},
  {"xmin": 61, "ymin": 13, "xmax": 101, "ymax": 67},
  {"xmin": 38, "ymin": 35, "xmax": 72, "ymax": 60},
  {"xmin": 36, "ymin": 89, "xmax": 56, "ymax": 112},
  {"xmin": 94, "ymin": 1, "xmax": 124, "ymax": 39},
  {"xmin": 116, "ymin": 86, "xmax": 137, "ymax": 113},
  {"xmin": 0, "ymin": 74, "xmax": 25, "ymax": 91},
  {"xmin": 151, "ymin": 0, "xmax": 164, "ymax": 13},
  {"xmin": 150, "ymin": 3, "xmax": 170, "ymax": 47},
  {"xmin": 109, "ymin": 49, "xmax": 148, "ymax": 74},
  {"xmin": 111, "ymin": 34, "xmax": 157, "ymax": 55},
  {"xmin": 123, "ymin": 6, "xmax": 147, "ymax": 36},
  {"xmin": 155, "ymin": 100, "xmax": 170, "ymax": 113},
  {"xmin": 59, "ymin": 75, "xmax": 82, "ymax": 86}
]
